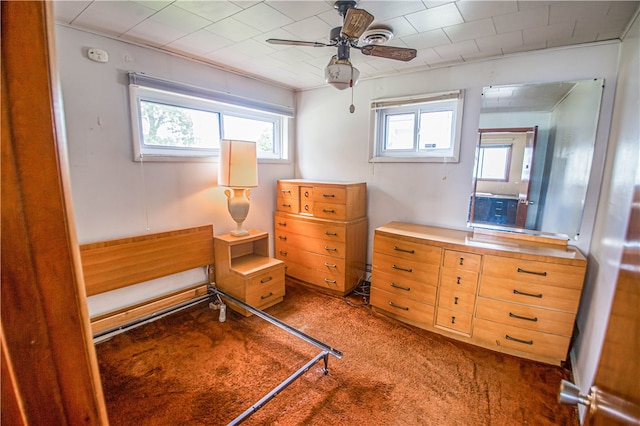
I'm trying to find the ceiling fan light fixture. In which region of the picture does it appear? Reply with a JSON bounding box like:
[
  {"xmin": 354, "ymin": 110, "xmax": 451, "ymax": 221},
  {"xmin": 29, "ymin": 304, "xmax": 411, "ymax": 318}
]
[{"xmin": 325, "ymin": 56, "xmax": 359, "ymax": 90}]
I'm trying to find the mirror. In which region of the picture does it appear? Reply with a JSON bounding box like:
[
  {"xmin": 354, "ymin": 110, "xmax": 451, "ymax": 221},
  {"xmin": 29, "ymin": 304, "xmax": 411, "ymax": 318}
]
[{"xmin": 469, "ymin": 79, "xmax": 604, "ymax": 239}]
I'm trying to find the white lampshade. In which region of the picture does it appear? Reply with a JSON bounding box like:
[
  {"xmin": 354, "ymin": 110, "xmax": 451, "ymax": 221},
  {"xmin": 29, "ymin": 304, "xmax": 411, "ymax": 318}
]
[
  {"xmin": 325, "ymin": 57, "xmax": 359, "ymax": 90},
  {"xmin": 218, "ymin": 139, "xmax": 257, "ymax": 187}
]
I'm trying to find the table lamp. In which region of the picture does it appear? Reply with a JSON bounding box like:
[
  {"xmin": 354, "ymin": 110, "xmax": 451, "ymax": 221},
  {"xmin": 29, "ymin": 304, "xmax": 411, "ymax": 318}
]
[{"xmin": 218, "ymin": 139, "xmax": 258, "ymax": 237}]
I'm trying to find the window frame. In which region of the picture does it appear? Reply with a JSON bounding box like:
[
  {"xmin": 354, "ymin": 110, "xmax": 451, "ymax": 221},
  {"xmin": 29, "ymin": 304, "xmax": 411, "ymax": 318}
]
[
  {"xmin": 128, "ymin": 73, "xmax": 292, "ymax": 163},
  {"xmin": 369, "ymin": 90, "xmax": 464, "ymax": 163}
]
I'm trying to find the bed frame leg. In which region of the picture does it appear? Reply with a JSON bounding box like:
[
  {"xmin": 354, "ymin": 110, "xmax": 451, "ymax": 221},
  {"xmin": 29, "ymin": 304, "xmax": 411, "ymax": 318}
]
[{"xmin": 322, "ymin": 352, "xmax": 329, "ymax": 375}]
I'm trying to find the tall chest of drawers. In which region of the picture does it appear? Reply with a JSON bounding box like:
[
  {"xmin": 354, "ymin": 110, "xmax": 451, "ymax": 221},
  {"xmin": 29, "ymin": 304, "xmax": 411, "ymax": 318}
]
[
  {"xmin": 371, "ymin": 222, "xmax": 587, "ymax": 365},
  {"xmin": 274, "ymin": 179, "xmax": 367, "ymax": 296}
]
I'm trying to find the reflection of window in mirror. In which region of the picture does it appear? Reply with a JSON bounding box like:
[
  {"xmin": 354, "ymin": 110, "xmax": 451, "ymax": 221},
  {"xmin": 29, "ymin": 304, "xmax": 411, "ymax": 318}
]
[{"xmin": 478, "ymin": 144, "xmax": 512, "ymax": 181}]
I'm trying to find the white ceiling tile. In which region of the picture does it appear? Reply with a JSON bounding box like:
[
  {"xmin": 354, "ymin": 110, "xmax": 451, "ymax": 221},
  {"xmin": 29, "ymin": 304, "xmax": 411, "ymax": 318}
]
[
  {"xmin": 574, "ymin": 16, "xmax": 631, "ymax": 37},
  {"xmin": 363, "ymin": 1, "xmax": 426, "ymax": 22},
  {"xmin": 607, "ymin": 1, "xmax": 640, "ymax": 20},
  {"xmin": 516, "ymin": 2, "xmax": 554, "ymax": 12},
  {"xmin": 375, "ymin": 17, "xmax": 419, "ymax": 39},
  {"xmin": 269, "ymin": 47, "xmax": 316, "ymax": 65},
  {"xmin": 405, "ymin": 3, "xmax": 464, "ymax": 33},
  {"xmin": 317, "ymin": 8, "xmax": 343, "ymax": 27},
  {"xmin": 462, "ymin": 49, "xmax": 503, "ymax": 62},
  {"xmin": 523, "ymin": 22, "xmax": 574, "ymax": 45},
  {"xmin": 122, "ymin": 20, "xmax": 187, "ymax": 46},
  {"xmin": 53, "ymin": 1, "xmax": 92, "ymax": 24},
  {"xmin": 433, "ymin": 39, "xmax": 479, "ymax": 58},
  {"xmin": 229, "ymin": 1, "xmax": 263, "ymax": 9},
  {"xmin": 596, "ymin": 29, "xmax": 628, "ymax": 41},
  {"xmin": 549, "ymin": 1, "xmax": 611, "ymax": 24},
  {"xmin": 412, "ymin": 47, "xmax": 443, "ymax": 64},
  {"xmin": 231, "ymin": 38, "xmax": 278, "ymax": 56},
  {"xmin": 132, "ymin": 1, "xmax": 173, "ymax": 12},
  {"xmin": 205, "ymin": 18, "xmax": 262, "ymax": 43},
  {"xmin": 233, "ymin": 3, "xmax": 294, "ymax": 32},
  {"xmin": 266, "ymin": 1, "xmax": 334, "ymax": 21},
  {"xmin": 475, "ymin": 30, "xmax": 523, "ymax": 52},
  {"xmin": 71, "ymin": 1, "xmax": 157, "ymax": 36},
  {"xmin": 401, "ymin": 29, "xmax": 451, "ymax": 50},
  {"xmin": 166, "ymin": 30, "xmax": 234, "ymax": 55},
  {"xmin": 174, "ymin": 0, "xmax": 242, "ymax": 23},
  {"xmin": 444, "ymin": 18, "xmax": 495, "ymax": 43},
  {"xmin": 547, "ymin": 33, "xmax": 598, "ymax": 48},
  {"xmin": 282, "ymin": 16, "xmax": 334, "ymax": 41},
  {"xmin": 501, "ymin": 41, "xmax": 547, "ymax": 55},
  {"xmin": 423, "ymin": 1, "xmax": 456, "ymax": 9},
  {"xmin": 150, "ymin": 4, "xmax": 212, "ymax": 33},
  {"xmin": 456, "ymin": 0, "xmax": 517, "ymax": 22},
  {"xmin": 492, "ymin": 5, "xmax": 549, "ymax": 33}
]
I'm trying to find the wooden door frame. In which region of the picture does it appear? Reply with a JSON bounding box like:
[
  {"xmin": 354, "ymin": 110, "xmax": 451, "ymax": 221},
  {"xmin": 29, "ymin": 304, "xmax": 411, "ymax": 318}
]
[{"xmin": 1, "ymin": 2, "xmax": 108, "ymax": 423}]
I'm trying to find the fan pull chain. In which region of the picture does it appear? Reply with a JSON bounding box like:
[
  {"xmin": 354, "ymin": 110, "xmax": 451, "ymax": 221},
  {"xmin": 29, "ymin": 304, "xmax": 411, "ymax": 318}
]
[{"xmin": 349, "ymin": 67, "xmax": 355, "ymax": 114}]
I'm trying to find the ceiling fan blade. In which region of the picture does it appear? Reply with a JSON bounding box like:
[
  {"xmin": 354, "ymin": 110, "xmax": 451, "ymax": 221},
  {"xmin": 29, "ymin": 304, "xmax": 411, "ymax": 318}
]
[
  {"xmin": 266, "ymin": 38, "xmax": 330, "ymax": 47},
  {"xmin": 341, "ymin": 8, "xmax": 374, "ymax": 39},
  {"xmin": 360, "ymin": 45, "xmax": 417, "ymax": 62}
]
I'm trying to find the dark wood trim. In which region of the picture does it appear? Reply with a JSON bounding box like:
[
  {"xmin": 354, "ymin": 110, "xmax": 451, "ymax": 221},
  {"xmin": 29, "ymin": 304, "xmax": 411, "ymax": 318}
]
[{"xmin": 1, "ymin": 2, "xmax": 108, "ymax": 423}]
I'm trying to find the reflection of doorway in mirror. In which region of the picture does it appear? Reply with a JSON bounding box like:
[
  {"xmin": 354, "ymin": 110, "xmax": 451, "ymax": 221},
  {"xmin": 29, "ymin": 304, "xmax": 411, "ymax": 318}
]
[{"xmin": 470, "ymin": 127, "xmax": 537, "ymax": 229}]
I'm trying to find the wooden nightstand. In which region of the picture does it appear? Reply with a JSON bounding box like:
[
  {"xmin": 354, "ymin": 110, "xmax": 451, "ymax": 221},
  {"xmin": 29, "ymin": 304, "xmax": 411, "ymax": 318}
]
[{"xmin": 214, "ymin": 230, "xmax": 285, "ymax": 316}]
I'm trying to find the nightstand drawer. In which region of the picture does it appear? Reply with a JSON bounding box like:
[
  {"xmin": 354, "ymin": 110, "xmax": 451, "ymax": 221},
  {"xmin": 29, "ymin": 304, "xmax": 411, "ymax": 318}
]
[{"xmin": 246, "ymin": 269, "xmax": 285, "ymax": 308}]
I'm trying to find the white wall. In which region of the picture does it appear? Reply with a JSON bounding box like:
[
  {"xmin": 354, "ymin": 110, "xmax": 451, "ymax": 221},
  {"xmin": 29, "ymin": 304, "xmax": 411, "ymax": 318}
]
[
  {"xmin": 572, "ymin": 14, "xmax": 639, "ymax": 422},
  {"xmin": 55, "ymin": 26, "xmax": 296, "ymax": 315},
  {"xmin": 296, "ymin": 43, "xmax": 619, "ymax": 256}
]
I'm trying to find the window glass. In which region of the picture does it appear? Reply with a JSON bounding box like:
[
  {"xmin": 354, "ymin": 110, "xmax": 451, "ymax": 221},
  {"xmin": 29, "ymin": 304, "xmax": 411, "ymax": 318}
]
[
  {"xmin": 223, "ymin": 115, "xmax": 276, "ymax": 156},
  {"xmin": 385, "ymin": 114, "xmax": 415, "ymax": 150},
  {"xmin": 419, "ymin": 110, "xmax": 452, "ymax": 150},
  {"xmin": 478, "ymin": 145, "xmax": 511, "ymax": 181}
]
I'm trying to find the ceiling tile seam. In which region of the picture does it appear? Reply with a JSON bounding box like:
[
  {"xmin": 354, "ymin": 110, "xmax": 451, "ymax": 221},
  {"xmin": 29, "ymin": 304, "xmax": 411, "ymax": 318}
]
[{"xmin": 67, "ymin": 1, "xmax": 94, "ymax": 26}]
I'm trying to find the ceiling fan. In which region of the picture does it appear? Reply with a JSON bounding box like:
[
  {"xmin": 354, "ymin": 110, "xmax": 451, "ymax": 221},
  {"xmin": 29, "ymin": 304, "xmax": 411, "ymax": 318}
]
[{"xmin": 266, "ymin": 0, "xmax": 417, "ymax": 91}]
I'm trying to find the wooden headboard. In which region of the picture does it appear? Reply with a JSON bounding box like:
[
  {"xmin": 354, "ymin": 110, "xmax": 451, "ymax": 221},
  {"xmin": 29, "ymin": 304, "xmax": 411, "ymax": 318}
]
[{"xmin": 80, "ymin": 225, "xmax": 215, "ymax": 335}]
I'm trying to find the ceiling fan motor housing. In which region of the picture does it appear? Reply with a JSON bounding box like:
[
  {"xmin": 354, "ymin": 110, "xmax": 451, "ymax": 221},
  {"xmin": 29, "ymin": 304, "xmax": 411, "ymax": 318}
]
[{"xmin": 334, "ymin": 0, "xmax": 358, "ymax": 16}]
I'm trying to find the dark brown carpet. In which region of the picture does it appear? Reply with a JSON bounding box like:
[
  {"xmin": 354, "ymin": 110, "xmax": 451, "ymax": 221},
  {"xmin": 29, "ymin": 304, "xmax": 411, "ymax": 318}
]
[{"xmin": 96, "ymin": 281, "xmax": 578, "ymax": 425}]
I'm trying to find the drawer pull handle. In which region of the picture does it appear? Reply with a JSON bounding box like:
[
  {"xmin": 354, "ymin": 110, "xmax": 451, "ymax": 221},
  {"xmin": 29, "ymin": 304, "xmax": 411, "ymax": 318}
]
[
  {"xmin": 390, "ymin": 282, "xmax": 410, "ymax": 291},
  {"xmin": 505, "ymin": 335, "xmax": 533, "ymax": 345},
  {"xmin": 277, "ymin": 222, "xmax": 286, "ymax": 226},
  {"xmin": 456, "ymin": 276, "xmax": 461, "ymax": 284},
  {"xmin": 278, "ymin": 235, "xmax": 287, "ymax": 240},
  {"xmin": 392, "ymin": 264, "xmax": 413, "ymax": 273},
  {"xmin": 304, "ymin": 205, "xmax": 309, "ymax": 211},
  {"xmin": 451, "ymin": 316, "xmax": 456, "ymax": 324},
  {"xmin": 282, "ymin": 203, "xmax": 291, "ymax": 208},
  {"xmin": 304, "ymin": 191, "xmax": 309, "ymax": 197},
  {"xmin": 261, "ymin": 292, "xmax": 274, "ymax": 300},
  {"xmin": 279, "ymin": 250, "xmax": 287, "ymax": 256},
  {"xmin": 324, "ymin": 262, "xmax": 337, "ymax": 268},
  {"xmin": 509, "ymin": 312, "xmax": 538, "ymax": 322},
  {"xmin": 325, "ymin": 231, "xmax": 337, "ymax": 236},
  {"xmin": 322, "ymin": 208, "xmax": 336, "ymax": 213},
  {"xmin": 324, "ymin": 246, "xmax": 337, "ymax": 251},
  {"xmin": 281, "ymin": 189, "xmax": 291, "ymax": 194},
  {"xmin": 459, "ymin": 257, "xmax": 464, "ymax": 265},
  {"xmin": 260, "ymin": 276, "xmax": 273, "ymax": 284},
  {"xmin": 513, "ymin": 289, "xmax": 543, "ymax": 298},
  {"xmin": 517, "ymin": 267, "xmax": 547, "ymax": 277},
  {"xmin": 454, "ymin": 296, "xmax": 459, "ymax": 305},
  {"xmin": 389, "ymin": 301, "xmax": 409, "ymax": 311},
  {"xmin": 322, "ymin": 193, "xmax": 336, "ymax": 198},
  {"xmin": 393, "ymin": 246, "xmax": 415, "ymax": 254},
  {"xmin": 324, "ymin": 278, "xmax": 336, "ymax": 284}
]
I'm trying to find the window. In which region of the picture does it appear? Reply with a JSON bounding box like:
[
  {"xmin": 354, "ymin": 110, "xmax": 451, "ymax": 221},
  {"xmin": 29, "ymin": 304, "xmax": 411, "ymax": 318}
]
[
  {"xmin": 477, "ymin": 144, "xmax": 512, "ymax": 181},
  {"xmin": 370, "ymin": 90, "xmax": 464, "ymax": 162},
  {"xmin": 128, "ymin": 73, "xmax": 292, "ymax": 162}
]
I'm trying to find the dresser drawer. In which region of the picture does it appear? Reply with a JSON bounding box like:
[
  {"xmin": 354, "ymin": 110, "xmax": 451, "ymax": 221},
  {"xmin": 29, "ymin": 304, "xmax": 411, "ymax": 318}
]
[
  {"xmin": 443, "ymin": 250, "xmax": 481, "ymax": 271},
  {"xmin": 473, "ymin": 318, "xmax": 571, "ymax": 361},
  {"xmin": 312, "ymin": 185, "xmax": 346, "ymax": 204},
  {"xmin": 285, "ymin": 260, "xmax": 347, "ymax": 292},
  {"xmin": 275, "ymin": 213, "xmax": 346, "ymax": 242},
  {"xmin": 371, "ymin": 270, "xmax": 437, "ymax": 305},
  {"xmin": 475, "ymin": 297, "xmax": 575, "ymax": 336},
  {"xmin": 437, "ymin": 286, "xmax": 476, "ymax": 313},
  {"xmin": 276, "ymin": 196, "xmax": 299, "ymax": 214},
  {"xmin": 314, "ymin": 201, "xmax": 346, "ymax": 220},
  {"xmin": 370, "ymin": 287, "xmax": 435, "ymax": 326},
  {"xmin": 440, "ymin": 268, "xmax": 478, "ymax": 294},
  {"xmin": 275, "ymin": 232, "xmax": 345, "ymax": 258},
  {"xmin": 479, "ymin": 276, "xmax": 582, "ymax": 313},
  {"xmin": 435, "ymin": 307, "xmax": 473, "ymax": 334},
  {"xmin": 374, "ymin": 234, "xmax": 442, "ymax": 264},
  {"xmin": 482, "ymin": 255, "xmax": 585, "ymax": 290},
  {"xmin": 277, "ymin": 182, "xmax": 299, "ymax": 200},
  {"xmin": 373, "ymin": 252, "xmax": 440, "ymax": 285}
]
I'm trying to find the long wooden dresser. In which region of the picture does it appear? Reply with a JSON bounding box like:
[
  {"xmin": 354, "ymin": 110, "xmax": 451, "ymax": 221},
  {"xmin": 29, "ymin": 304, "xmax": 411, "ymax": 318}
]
[
  {"xmin": 274, "ymin": 179, "xmax": 367, "ymax": 296},
  {"xmin": 370, "ymin": 221, "xmax": 587, "ymax": 365}
]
